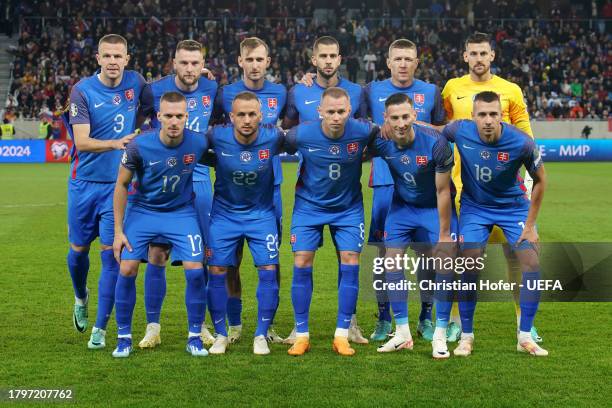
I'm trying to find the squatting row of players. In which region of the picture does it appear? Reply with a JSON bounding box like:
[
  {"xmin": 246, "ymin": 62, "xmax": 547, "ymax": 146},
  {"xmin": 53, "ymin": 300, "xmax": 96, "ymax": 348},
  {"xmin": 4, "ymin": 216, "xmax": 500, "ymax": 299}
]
[{"xmin": 64, "ymin": 32, "xmax": 549, "ymax": 359}]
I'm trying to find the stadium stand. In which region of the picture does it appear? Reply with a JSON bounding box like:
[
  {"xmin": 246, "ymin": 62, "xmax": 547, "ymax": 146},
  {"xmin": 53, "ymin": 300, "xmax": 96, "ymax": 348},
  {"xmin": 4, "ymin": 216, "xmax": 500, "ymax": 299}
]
[{"xmin": 3, "ymin": 0, "xmax": 611, "ymax": 121}]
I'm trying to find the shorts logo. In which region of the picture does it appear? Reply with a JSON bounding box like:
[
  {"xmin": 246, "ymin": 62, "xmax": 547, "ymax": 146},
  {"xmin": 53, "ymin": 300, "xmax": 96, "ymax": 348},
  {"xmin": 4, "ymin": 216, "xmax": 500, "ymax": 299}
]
[
  {"xmin": 121, "ymin": 151, "xmax": 128, "ymax": 164},
  {"xmin": 113, "ymin": 94, "xmax": 121, "ymax": 105},
  {"xmin": 497, "ymin": 152, "xmax": 510, "ymax": 162},
  {"xmin": 267, "ymin": 98, "xmax": 277, "ymax": 110},
  {"xmin": 347, "ymin": 142, "xmax": 359, "ymax": 155},
  {"xmin": 400, "ymin": 154, "xmax": 410, "ymax": 165},
  {"xmin": 414, "ymin": 93, "xmax": 425, "ymax": 106},
  {"xmin": 187, "ymin": 98, "xmax": 197, "ymax": 110},
  {"xmin": 124, "ymin": 88, "xmax": 134, "ymax": 101},
  {"xmin": 70, "ymin": 103, "xmax": 78, "ymax": 117},
  {"xmin": 259, "ymin": 149, "xmax": 270, "ymax": 161},
  {"xmin": 166, "ymin": 156, "xmax": 178, "ymax": 167},
  {"xmin": 205, "ymin": 248, "xmax": 212, "ymax": 258},
  {"xmin": 459, "ymin": 235, "xmax": 464, "ymax": 243},
  {"xmin": 329, "ymin": 145, "xmax": 340, "ymax": 155},
  {"xmin": 416, "ymin": 155, "xmax": 428, "ymax": 166},
  {"xmin": 202, "ymin": 95, "xmax": 211, "ymax": 108},
  {"xmin": 240, "ymin": 151, "xmax": 252, "ymax": 162},
  {"xmin": 290, "ymin": 234, "xmax": 297, "ymax": 244},
  {"xmin": 480, "ymin": 150, "xmax": 491, "ymax": 160},
  {"xmin": 183, "ymin": 153, "xmax": 195, "ymax": 165}
]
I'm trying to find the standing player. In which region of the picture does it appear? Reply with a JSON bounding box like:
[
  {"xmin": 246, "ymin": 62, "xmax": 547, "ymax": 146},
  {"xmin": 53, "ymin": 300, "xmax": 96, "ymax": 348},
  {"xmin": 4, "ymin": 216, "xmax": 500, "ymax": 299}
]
[
  {"xmin": 205, "ymin": 92, "xmax": 284, "ymax": 355},
  {"xmin": 111, "ymin": 92, "xmax": 209, "ymax": 358},
  {"xmin": 442, "ymin": 91, "xmax": 548, "ymax": 357},
  {"xmin": 137, "ymin": 39, "xmax": 218, "ymax": 348},
  {"xmin": 441, "ymin": 32, "xmax": 542, "ymax": 342},
  {"xmin": 362, "ymin": 39, "xmax": 447, "ymax": 342},
  {"xmin": 212, "ymin": 37, "xmax": 287, "ymax": 344},
  {"xmin": 284, "ymin": 88, "xmax": 377, "ymax": 356},
  {"xmin": 282, "ymin": 36, "xmax": 368, "ymax": 345},
  {"xmin": 367, "ymin": 93, "xmax": 456, "ymax": 356},
  {"xmin": 64, "ymin": 34, "xmax": 145, "ymax": 349}
]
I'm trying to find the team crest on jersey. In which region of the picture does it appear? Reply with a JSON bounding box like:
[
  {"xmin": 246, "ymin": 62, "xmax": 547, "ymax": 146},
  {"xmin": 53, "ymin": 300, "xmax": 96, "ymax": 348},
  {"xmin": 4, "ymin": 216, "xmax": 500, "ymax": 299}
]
[
  {"xmin": 480, "ymin": 150, "xmax": 491, "ymax": 160},
  {"xmin": 240, "ymin": 151, "xmax": 252, "ymax": 162},
  {"xmin": 259, "ymin": 149, "xmax": 270, "ymax": 161},
  {"xmin": 290, "ymin": 234, "xmax": 297, "ymax": 244},
  {"xmin": 113, "ymin": 94, "xmax": 121, "ymax": 105},
  {"xmin": 202, "ymin": 95, "xmax": 211, "ymax": 108},
  {"xmin": 70, "ymin": 103, "xmax": 78, "ymax": 117},
  {"xmin": 329, "ymin": 145, "xmax": 341, "ymax": 155},
  {"xmin": 414, "ymin": 93, "xmax": 425, "ymax": 106},
  {"xmin": 267, "ymin": 98, "xmax": 278, "ymax": 110},
  {"xmin": 400, "ymin": 154, "xmax": 410, "ymax": 165},
  {"xmin": 187, "ymin": 98, "xmax": 197, "ymax": 110},
  {"xmin": 124, "ymin": 88, "xmax": 134, "ymax": 101},
  {"xmin": 497, "ymin": 152, "xmax": 510, "ymax": 162},
  {"xmin": 416, "ymin": 155, "xmax": 428, "ymax": 166},
  {"xmin": 347, "ymin": 142, "xmax": 359, "ymax": 155},
  {"xmin": 183, "ymin": 154, "xmax": 195, "ymax": 165},
  {"xmin": 167, "ymin": 156, "xmax": 178, "ymax": 167}
]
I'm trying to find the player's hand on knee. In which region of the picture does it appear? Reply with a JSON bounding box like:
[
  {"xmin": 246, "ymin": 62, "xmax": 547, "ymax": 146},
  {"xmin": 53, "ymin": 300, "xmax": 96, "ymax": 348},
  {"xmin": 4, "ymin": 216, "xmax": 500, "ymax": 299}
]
[
  {"xmin": 113, "ymin": 232, "xmax": 132, "ymax": 263},
  {"xmin": 517, "ymin": 225, "xmax": 539, "ymax": 252},
  {"xmin": 299, "ymin": 72, "xmax": 315, "ymax": 86},
  {"xmin": 434, "ymin": 234, "xmax": 456, "ymax": 259}
]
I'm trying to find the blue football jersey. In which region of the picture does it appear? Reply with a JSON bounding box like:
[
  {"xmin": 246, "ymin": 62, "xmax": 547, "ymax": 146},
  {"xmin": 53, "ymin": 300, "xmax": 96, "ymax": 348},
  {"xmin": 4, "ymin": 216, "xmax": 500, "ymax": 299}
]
[
  {"xmin": 68, "ymin": 70, "xmax": 146, "ymax": 182},
  {"xmin": 208, "ymin": 124, "xmax": 284, "ymax": 220},
  {"xmin": 140, "ymin": 75, "xmax": 217, "ymax": 182},
  {"xmin": 122, "ymin": 128, "xmax": 208, "ymax": 211},
  {"xmin": 213, "ymin": 80, "xmax": 286, "ymax": 186},
  {"xmin": 370, "ymin": 124, "xmax": 453, "ymax": 208},
  {"xmin": 285, "ymin": 118, "xmax": 377, "ymax": 212},
  {"xmin": 364, "ymin": 78, "xmax": 446, "ymax": 187},
  {"xmin": 285, "ymin": 77, "xmax": 364, "ymax": 122},
  {"xmin": 442, "ymin": 120, "xmax": 542, "ymax": 208}
]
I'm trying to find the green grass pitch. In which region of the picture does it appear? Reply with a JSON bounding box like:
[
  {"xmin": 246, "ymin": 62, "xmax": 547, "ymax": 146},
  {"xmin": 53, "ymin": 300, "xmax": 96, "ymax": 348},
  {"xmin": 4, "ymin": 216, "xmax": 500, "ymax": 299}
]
[{"xmin": 0, "ymin": 162, "xmax": 611, "ymax": 407}]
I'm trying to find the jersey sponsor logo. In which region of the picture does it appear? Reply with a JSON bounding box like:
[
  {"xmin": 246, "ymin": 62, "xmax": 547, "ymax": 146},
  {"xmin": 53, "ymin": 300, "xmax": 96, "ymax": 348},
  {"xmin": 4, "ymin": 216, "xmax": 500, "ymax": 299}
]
[
  {"xmin": 70, "ymin": 103, "xmax": 78, "ymax": 117},
  {"xmin": 183, "ymin": 153, "xmax": 195, "ymax": 165},
  {"xmin": 305, "ymin": 100, "xmax": 318, "ymax": 105},
  {"xmin": 290, "ymin": 234, "xmax": 297, "ymax": 244},
  {"xmin": 202, "ymin": 95, "xmax": 211, "ymax": 108},
  {"xmin": 259, "ymin": 149, "xmax": 270, "ymax": 161},
  {"xmin": 378, "ymin": 97, "xmax": 387, "ymax": 102},
  {"xmin": 497, "ymin": 152, "xmax": 510, "ymax": 162},
  {"xmin": 149, "ymin": 160, "xmax": 161, "ymax": 166},
  {"xmin": 462, "ymin": 144, "xmax": 475, "ymax": 150},
  {"xmin": 124, "ymin": 88, "xmax": 134, "ymax": 101},
  {"xmin": 166, "ymin": 156, "xmax": 178, "ymax": 167},
  {"xmin": 480, "ymin": 150, "xmax": 491, "ymax": 160},
  {"xmin": 221, "ymin": 151, "xmax": 233, "ymax": 157},
  {"xmin": 240, "ymin": 151, "xmax": 252, "ymax": 162},
  {"xmin": 347, "ymin": 142, "xmax": 360, "ymax": 155},
  {"xmin": 416, "ymin": 155, "xmax": 428, "ymax": 166},
  {"xmin": 94, "ymin": 102, "xmax": 104, "ymax": 108},
  {"xmin": 308, "ymin": 147, "xmax": 321, "ymax": 152},
  {"xmin": 400, "ymin": 154, "xmax": 410, "ymax": 164},
  {"xmin": 267, "ymin": 98, "xmax": 278, "ymax": 110},
  {"xmin": 113, "ymin": 94, "xmax": 122, "ymax": 105},
  {"xmin": 414, "ymin": 93, "xmax": 425, "ymax": 106},
  {"xmin": 457, "ymin": 95, "xmax": 467, "ymax": 100},
  {"xmin": 187, "ymin": 98, "xmax": 197, "ymax": 110},
  {"xmin": 329, "ymin": 145, "xmax": 341, "ymax": 155}
]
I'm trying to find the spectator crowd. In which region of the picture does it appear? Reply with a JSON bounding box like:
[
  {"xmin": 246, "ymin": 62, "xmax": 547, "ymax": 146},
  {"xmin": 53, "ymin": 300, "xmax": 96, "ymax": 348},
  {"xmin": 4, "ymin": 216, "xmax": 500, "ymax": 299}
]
[{"xmin": 4, "ymin": 0, "xmax": 611, "ymax": 120}]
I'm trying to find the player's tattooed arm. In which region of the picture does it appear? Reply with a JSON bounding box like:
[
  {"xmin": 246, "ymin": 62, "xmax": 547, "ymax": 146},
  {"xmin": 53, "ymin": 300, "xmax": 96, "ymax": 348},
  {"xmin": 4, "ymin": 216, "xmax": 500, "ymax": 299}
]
[
  {"xmin": 363, "ymin": 125, "xmax": 381, "ymax": 160},
  {"xmin": 199, "ymin": 128, "xmax": 217, "ymax": 166},
  {"xmin": 112, "ymin": 164, "xmax": 134, "ymax": 262},
  {"xmin": 281, "ymin": 86, "xmax": 299, "ymax": 129}
]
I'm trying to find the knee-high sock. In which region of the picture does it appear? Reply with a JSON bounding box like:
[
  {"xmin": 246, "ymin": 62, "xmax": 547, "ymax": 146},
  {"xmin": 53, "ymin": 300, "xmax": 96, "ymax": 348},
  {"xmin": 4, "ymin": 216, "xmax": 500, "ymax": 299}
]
[
  {"xmin": 208, "ymin": 273, "xmax": 228, "ymax": 336},
  {"xmin": 434, "ymin": 272, "xmax": 454, "ymax": 329},
  {"xmin": 202, "ymin": 265, "xmax": 209, "ymax": 323},
  {"xmin": 115, "ymin": 274, "xmax": 137, "ymax": 337},
  {"xmin": 374, "ymin": 269, "xmax": 391, "ymax": 323},
  {"xmin": 417, "ymin": 265, "xmax": 434, "ymax": 322},
  {"xmin": 67, "ymin": 248, "xmax": 89, "ymax": 300},
  {"xmin": 94, "ymin": 249, "xmax": 119, "ymax": 329},
  {"xmin": 270, "ymin": 264, "xmax": 281, "ymax": 326},
  {"xmin": 144, "ymin": 264, "xmax": 166, "ymax": 324},
  {"xmin": 227, "ymin": 297, "xmax": 242, "ymax": 326},
  {"xmin": 255, "ymin": 269, "xmax": 279, "ymax": 337},
  {"xmin": 337, "ymin": 264, "xmax": 359, "ymax": 330},
  {"xmin": 457, "ymin": 272, "xmax": 478, "ymax": 334},
  {"xmin": 185, "ymin": 268, "xmax": 206, "ymax": 335},
  {"xmin": 386, "ymin": 270, "xmax": 408, "ymax": 325},
  {"xmin": 519, "ymin": 271, "xmax": 541, "ymax": 332},
  {"xmin": 291, "ymin": 266, "xmax": 313, "ymax": 334}
]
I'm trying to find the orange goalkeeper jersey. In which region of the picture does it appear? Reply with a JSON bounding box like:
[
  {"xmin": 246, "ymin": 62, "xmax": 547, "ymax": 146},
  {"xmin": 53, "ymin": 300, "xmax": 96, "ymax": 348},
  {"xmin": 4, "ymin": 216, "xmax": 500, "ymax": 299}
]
[{"xmin": 441, "ymin": 74, "xmax": 533, "ymax": 198}]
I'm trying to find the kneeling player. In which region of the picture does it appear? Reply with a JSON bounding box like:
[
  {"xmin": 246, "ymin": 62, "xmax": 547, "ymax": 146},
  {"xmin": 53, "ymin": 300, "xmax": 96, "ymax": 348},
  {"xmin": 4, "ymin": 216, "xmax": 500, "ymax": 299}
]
[
  {"xmin": 112, "ymin": 92, "xmax": 209, "ymax": 358},
  {"xmin": 369, "ymin": 93, "xmax": 456, "ymax": 356},
  {"xmin": 205, "ymin": 92, "xmax": 284, "ymax": 355},
  {"xmin": 443, "ymin": 91, "xmax": 548, "ymax": 357}
]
